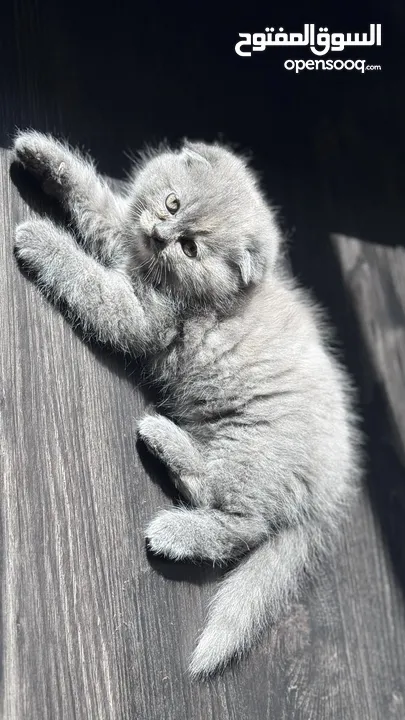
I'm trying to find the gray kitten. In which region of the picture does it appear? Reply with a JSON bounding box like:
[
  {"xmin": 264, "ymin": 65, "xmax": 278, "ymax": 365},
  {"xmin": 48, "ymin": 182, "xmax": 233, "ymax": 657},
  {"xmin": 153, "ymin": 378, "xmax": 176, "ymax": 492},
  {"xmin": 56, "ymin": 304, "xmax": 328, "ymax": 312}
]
[{"xmin": 12, "ymin": 131, "xmax": 361, "ymax": 678}]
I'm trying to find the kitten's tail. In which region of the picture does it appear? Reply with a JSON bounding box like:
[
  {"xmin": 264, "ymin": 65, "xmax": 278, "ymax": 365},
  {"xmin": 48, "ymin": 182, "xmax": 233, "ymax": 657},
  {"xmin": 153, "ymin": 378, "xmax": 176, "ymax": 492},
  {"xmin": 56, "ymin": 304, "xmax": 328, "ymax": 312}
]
[{"xmin": 189, "ymin": 522, "xmax": 323, "ymax": 678}]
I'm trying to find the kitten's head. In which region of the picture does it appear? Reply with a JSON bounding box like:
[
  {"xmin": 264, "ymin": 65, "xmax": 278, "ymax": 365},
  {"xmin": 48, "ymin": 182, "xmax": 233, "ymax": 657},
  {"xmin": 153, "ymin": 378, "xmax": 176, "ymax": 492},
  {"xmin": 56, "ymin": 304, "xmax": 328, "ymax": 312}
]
[{"xmin": 128, "ymin": 141, "xmax": 281, "ymax": 309}]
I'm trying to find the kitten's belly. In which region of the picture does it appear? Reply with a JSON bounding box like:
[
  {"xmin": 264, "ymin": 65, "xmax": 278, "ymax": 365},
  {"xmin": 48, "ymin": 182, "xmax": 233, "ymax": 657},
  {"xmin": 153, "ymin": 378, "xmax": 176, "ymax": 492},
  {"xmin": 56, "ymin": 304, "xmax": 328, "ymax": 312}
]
[{"xmin": 153, "ymin": 335, "xmax": 300, "ymax": 445}]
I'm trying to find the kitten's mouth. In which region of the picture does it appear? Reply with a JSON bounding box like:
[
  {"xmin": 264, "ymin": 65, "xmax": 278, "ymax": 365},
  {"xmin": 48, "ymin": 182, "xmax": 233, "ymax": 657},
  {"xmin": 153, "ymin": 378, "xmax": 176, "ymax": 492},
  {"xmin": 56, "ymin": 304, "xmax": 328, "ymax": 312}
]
[
  {"xmin": 141, "ymin": 230, "xmax": 165, "ymax": 257},
  {"xmin": 140, "ymin": 230, "xmax": 157, "ymax": 255},
  {"xmin": 137, "ymin": 233, "xmax": 173, "ymax": 286}
]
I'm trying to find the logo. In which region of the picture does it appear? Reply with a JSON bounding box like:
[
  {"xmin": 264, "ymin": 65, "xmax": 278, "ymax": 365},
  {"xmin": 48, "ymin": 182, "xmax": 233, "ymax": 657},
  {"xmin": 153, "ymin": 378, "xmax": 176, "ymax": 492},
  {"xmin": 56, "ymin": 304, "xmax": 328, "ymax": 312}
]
[{"xmin": 235, "ymin": 24, "xmax": 382, "ymax": 57}]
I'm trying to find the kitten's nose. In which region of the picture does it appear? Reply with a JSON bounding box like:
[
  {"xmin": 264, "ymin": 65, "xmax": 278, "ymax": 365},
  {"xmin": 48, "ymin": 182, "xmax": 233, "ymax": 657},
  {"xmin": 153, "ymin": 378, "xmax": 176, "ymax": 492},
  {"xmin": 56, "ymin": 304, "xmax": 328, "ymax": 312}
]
[{"xmin": 151, "ymin": 223, "xmax": 172, "ymax": 247}]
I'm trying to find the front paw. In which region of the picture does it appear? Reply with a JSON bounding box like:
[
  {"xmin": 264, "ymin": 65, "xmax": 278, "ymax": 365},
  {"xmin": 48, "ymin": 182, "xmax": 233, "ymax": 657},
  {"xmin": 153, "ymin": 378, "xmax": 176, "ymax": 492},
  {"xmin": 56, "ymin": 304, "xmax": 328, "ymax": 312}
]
[
  {"xmin": 14, "ymin": 220, "xmax": 60, "ymax": 270},
  {"xmin": 13, "ymin": 130, "xmax": 70, "ymax": 196}
]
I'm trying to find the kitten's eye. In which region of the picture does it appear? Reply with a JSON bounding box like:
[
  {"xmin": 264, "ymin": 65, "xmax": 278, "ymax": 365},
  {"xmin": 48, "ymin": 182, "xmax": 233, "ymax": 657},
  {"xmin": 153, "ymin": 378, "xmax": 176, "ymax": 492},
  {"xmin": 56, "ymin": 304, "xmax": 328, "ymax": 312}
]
[
  {"xmin": 181, "ymin": 238, "xmax": 197, "ymax": 258},
  {"xmin": 165, "ymin": 193, "xmax": 180, "ymax": 214}
]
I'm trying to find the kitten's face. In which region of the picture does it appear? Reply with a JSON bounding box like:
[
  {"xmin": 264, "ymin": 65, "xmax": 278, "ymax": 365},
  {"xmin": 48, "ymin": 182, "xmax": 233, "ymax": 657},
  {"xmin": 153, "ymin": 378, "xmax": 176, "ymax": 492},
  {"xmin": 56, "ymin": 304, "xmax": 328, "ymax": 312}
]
[{"xmin": 129, "ymin": 142, "xmax": 276, "ymax": 307}]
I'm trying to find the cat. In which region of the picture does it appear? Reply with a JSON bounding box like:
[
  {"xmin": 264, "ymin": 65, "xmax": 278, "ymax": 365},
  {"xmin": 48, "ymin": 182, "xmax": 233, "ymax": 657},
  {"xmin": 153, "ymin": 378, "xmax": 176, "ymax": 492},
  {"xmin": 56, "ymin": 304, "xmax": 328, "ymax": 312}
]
[{"xmin": 12, "ymin": 130, "xmax": 361, "ymax": 678}]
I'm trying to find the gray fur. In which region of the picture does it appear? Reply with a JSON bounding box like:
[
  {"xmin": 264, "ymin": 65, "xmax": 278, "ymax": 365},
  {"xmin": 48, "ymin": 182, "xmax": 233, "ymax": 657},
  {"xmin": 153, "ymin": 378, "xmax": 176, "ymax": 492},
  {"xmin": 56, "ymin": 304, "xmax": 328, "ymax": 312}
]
[{"xmin": 12, "ymin": 130, "xmax": 361, "ymax": 677}]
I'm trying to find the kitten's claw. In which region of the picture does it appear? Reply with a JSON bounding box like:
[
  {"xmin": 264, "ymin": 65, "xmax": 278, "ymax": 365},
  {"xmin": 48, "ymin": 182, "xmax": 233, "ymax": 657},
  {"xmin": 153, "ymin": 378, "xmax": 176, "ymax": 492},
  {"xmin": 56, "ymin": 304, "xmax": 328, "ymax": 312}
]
[{"xmin": 13, "ymin": 130, "xmax": 70, "ymax": 196}]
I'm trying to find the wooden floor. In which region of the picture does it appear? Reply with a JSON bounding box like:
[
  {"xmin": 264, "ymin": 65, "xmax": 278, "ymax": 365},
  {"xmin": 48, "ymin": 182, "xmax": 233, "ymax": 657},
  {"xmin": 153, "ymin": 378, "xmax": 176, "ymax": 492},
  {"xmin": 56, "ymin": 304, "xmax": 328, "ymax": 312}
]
[{"xmin": 1, "ymin": 3, "xmax": 405, "ymax": 719}]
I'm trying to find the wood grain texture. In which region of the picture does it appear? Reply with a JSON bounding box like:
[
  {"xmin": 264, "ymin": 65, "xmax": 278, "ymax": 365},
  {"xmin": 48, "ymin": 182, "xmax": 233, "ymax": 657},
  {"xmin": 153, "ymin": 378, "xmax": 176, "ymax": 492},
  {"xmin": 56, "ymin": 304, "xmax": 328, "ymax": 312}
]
[{"xmin": 1, "ymin": 1, "xmax": 405, "ymax": 717}]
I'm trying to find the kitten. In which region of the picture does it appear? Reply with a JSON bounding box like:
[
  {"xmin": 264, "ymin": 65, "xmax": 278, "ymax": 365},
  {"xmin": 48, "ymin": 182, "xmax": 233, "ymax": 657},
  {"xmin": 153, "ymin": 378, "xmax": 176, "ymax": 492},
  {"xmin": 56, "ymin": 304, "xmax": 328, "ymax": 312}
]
[{"xmin": 12, "ymin": 131, "xmax": 361, "ymax": 678}]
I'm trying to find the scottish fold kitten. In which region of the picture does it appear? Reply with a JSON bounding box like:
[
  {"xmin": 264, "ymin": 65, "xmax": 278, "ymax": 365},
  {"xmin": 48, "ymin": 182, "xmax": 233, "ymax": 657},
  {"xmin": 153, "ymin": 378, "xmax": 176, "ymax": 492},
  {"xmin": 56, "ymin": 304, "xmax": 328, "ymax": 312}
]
[{"xmin": 12, "ymin": 131, "xmax": 361, "ymax": 677}]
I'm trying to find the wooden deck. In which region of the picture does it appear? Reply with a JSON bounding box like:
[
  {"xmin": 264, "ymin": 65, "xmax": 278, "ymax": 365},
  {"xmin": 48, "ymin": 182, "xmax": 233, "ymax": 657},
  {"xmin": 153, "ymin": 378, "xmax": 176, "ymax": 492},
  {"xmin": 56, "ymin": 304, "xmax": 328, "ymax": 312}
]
[{"xmin": 1, "ymin": 3, "xmax": 405, "ymax": 718}]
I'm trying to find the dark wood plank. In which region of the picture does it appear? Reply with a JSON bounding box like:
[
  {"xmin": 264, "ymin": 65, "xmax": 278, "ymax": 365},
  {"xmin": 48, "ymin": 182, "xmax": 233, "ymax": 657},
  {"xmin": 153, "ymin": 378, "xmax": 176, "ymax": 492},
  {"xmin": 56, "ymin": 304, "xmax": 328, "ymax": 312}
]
[{"xmin": 333, "ymin": 236, "xmax": 405, "ymax": 455}]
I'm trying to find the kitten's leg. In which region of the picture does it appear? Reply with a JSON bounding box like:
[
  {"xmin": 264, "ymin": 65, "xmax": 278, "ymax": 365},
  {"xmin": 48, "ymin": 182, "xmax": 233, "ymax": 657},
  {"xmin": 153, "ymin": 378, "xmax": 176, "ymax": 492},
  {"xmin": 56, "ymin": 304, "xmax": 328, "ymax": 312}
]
[
  {"xmin": 137, "ymin": 414, "xmax": 209, "ymax": 505},
  {"xmin": 14, "ymin": 219, "xmax": 163, "ymax": 353},
  {"xmin": 146, "ymin": 507, "xmax": 268, "ymax": 563},
  {"xmin": 13, "ymin": 130, "xmax": 129, "ymax": 265}
]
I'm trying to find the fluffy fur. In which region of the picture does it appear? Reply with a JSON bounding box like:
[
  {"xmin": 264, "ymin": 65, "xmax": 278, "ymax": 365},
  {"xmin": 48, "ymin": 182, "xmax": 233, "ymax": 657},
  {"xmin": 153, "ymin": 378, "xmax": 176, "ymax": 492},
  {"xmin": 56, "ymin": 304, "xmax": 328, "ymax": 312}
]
[{"xmin": 12, "ymin": 130, "xmax": 361, "ymax": 677}]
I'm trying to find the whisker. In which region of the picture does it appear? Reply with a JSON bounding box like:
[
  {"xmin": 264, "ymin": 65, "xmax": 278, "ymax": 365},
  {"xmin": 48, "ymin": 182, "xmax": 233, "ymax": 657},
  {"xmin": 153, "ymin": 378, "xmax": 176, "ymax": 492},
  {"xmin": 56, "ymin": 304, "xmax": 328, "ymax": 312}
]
[
  {"xmin": 131, "ymin": 255, "xmax": 155, "ymax": 273},
  {"xmin": 143, "ymin": 256, "xmax": 157, "ymax": 284}
]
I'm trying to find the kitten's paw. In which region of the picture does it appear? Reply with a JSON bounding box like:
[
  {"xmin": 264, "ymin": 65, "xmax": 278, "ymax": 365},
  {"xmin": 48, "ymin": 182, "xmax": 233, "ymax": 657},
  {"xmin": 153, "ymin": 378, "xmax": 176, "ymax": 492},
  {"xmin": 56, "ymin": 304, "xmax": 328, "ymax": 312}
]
[
  {"xmin": 146, "ymin": 509, "xmax": 195, "ymax": 561},
  {"xmin": 13, "ymin": 131, "xmax": 70, "ymax": 195},
  {"xmin": 137, "ymin": 414, "xmax": 167, "ymax": 458},
  {"xmin": 14, "ymin": 219, "xmax": 64, "ymax": 268}
]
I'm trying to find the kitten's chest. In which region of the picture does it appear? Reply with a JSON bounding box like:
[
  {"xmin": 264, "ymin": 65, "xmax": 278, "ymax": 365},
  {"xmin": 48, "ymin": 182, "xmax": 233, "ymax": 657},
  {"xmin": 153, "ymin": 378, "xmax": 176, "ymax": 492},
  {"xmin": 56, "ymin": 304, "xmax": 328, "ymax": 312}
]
[
  {"xmin": 152, "ymin": 316, "xmax": 229, "ymax": 380},
  {"xmin": 149, "ymin": 316, "xmax": 252, "ymax": 414}
]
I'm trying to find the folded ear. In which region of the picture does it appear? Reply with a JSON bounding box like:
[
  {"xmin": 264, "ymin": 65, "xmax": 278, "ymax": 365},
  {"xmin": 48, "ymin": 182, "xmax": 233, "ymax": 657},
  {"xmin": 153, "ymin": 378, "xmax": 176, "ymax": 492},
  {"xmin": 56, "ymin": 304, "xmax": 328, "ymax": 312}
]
[
  {"xmin": 181, "ymin": 140, "xmax": 224, "ymax": 168},
  {"xmin": 238, "ymin": 245, "xmax": 266, "ymax": 286},
  {"xmin": 182, "ymin": 147, "xmax": 212, "ymax": 169}
]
